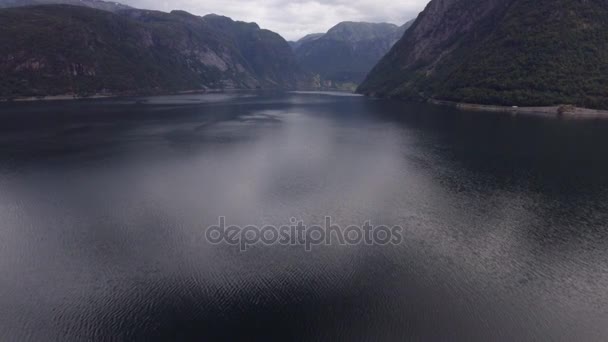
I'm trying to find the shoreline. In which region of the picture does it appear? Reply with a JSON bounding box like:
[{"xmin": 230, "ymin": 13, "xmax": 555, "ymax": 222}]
[
  {"xmin": 428, "ymin": 99, "xmax": 608, "ymax": 119},
  {"xmin": 5, "ymin": 91, "xmax": 608, "ymax": 120},
  {"xmin": 0, "ymin": 88, "xmax": 250, "ymax": 103},
  {"xmin": 0, "ymin": 88, "xmax": 352, "ymax": 103},
  {"xmin": 0, "ymin": 94, "xmax": 114, "ymax": 102}
]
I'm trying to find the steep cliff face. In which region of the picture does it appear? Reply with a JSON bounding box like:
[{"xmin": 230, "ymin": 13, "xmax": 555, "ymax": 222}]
[
  {"xmin": 358, "ymin": 0, "xmax": 512, "ymax": 97},
  {"xmin": 359, "ymin": 0, "xmax": 608, "ymax": 109},
  {"xmin": 294, "ymin": 21, "xmax": 413, "ymax": 88},
  {"xmin": 0, "ymin": 5, "xmax": 307, "ymax": 98},
  {"xmin": 202, "ymin": 14, "xmax": 304, "ymax": 88},
  {"xmin": 397, "ymin": 0, "xmax": 508, "ymax": 66}
]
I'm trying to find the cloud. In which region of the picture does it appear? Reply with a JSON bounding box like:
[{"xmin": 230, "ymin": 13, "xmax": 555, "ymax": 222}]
[{"xmin": 119, "ymin": 0, "xmax": 430, "ymax": 40}]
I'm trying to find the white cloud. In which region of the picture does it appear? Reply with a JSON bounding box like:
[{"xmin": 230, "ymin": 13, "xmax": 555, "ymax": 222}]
[{"xmin": 120, "ymin": 0, "xmax": 430, "ymax": 40}]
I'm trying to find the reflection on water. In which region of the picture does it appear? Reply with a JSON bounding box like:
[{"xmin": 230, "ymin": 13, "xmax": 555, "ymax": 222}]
[{"xmin": 0, "ymin": 92, "xmax": 607, "ymax": 341}]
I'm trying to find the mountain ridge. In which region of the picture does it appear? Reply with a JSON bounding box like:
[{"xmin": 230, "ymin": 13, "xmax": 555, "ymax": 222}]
[{"xmin": 288, "ymin": 33, "xmax": 323, "ymax": 50}]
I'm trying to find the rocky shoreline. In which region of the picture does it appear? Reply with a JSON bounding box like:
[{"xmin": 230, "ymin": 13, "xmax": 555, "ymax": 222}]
[{"xmin": 429, "ymin": 99, "xmax": 608, "ymax": 119}]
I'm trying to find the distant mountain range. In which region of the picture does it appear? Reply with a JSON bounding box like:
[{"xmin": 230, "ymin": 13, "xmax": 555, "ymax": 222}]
[
  {"xmin": 0, "ymin": 0, "xmax": 131, "ymax": 12},
  {"xmin": 293, "ymin": 21, "xmax": 413, "ymax": 90},
  {"xmin": 0, "ymin": 4, "xmax": 308, "ymax": 99},
  {"xmin": 359, "ymin": 0, "xmax": 608, "ymax": 109},
  {"xmin": 288, "ymin": 33, "xmax": 324, "ymax": 50}
]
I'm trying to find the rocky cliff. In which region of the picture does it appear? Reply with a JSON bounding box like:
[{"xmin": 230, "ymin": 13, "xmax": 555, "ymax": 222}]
[{"xmin": 0, "ymin": 5, "xmax": 307, "ymax": 99}]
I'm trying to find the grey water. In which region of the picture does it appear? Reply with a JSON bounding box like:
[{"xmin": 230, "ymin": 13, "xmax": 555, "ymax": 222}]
[{"xmin": 0, "ymin": 92, "xmax": 607, "ymax": 341}]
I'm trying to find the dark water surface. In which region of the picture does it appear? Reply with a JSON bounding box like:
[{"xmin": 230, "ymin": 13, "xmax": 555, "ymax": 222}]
[{"xmin": 0, "ymin": 92, "xmax": 607, "ymax": 341}]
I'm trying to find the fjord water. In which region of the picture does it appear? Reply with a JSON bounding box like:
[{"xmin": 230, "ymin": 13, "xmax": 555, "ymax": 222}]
[{"xmin": 1, "ymin": 92, "xmax": 607, "ymax": 341}]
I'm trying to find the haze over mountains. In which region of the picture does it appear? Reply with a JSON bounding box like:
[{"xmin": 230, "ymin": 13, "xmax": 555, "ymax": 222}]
[
  {"xmin": 293, "ymin": 20, "xmax": 413, "ymax": 90},
  {"xmin": 359, "ymin": 0, "xmax": 608, "ymax": 109}
]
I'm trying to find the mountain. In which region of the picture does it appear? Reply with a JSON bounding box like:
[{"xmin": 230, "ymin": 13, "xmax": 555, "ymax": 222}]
[
  {"xmin": 358, "ymin": 0, "xmax": 608, "ymax": 109},
  {"xmin": 0, "ymin": 5, "xmax": 307, "ymax": 99},
  {"xmin": 294, "ymin": 20, "xmax": 413, "ymax": 90},
  {"xmin": 288, "ymin": 33, "xmax": 323, "ymax": 50},
  {"xmin": 0, "ymin": 0, "xmax": 131, "ymax": 12}
]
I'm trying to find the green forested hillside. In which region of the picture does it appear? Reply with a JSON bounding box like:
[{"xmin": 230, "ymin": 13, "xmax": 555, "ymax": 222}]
[{"xmin": 359, "ymin": 0, "xmax": 608, "ymax": 109}]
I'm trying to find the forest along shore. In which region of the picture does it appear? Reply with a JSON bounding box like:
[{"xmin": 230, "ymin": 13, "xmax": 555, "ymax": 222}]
[{"xmin": 429, "ymin": 99, "xmax": 608, "ymax": 120}]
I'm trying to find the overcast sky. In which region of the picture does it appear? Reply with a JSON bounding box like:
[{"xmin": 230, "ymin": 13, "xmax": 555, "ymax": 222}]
[{"xmin": 119, "ymin": 0, "xmax": 430, "ymax": 40}]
